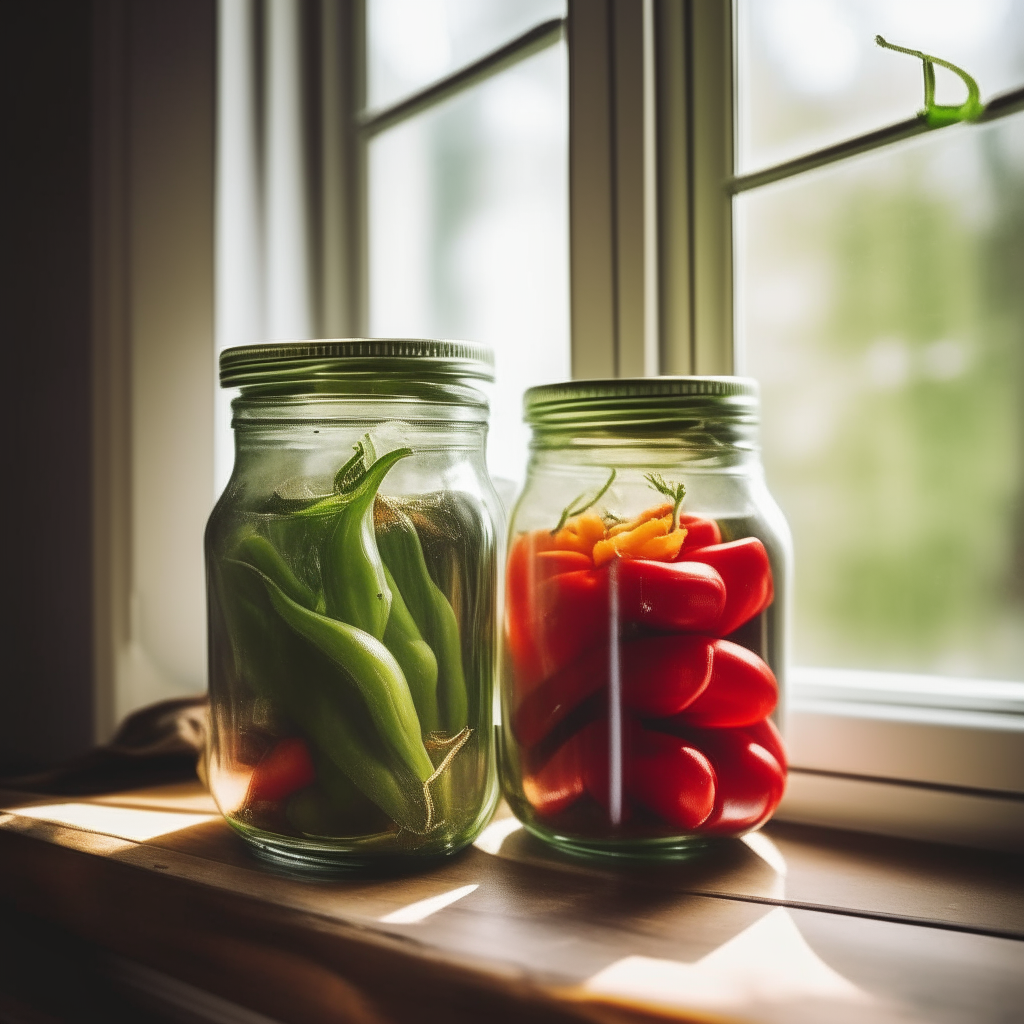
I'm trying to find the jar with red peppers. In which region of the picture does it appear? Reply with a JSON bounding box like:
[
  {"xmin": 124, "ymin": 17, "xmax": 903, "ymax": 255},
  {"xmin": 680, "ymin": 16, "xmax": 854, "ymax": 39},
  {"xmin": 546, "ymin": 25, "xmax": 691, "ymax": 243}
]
[{"xmin": 500, "ymin": 377, "xmax": 791, "ymax": 860}]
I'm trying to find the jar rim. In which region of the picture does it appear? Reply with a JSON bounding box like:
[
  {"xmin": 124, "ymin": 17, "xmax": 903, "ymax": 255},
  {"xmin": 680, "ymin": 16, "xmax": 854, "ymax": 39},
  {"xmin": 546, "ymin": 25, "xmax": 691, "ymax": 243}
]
[
  {"xmin": 524, "ymin": 376, "xmax": 759, "ymax": 431},
  {"xmin": 220, "ymin": 338, "xmax": 495, "ymax": 389}
]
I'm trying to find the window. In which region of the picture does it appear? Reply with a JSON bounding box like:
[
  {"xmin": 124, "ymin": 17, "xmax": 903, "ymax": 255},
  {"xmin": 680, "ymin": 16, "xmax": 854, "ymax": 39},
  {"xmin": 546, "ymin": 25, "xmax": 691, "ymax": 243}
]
[
  {"xmin": 364, "ymin": 0, "xmax": 570, "ymax": 485},
  {"xmin": 729, "ymin": 0, "xmax": 1024, "ymax": 848},
  {"xmin": 123, "ymin": 0, "xmax": 1020, "ymax": 848}
]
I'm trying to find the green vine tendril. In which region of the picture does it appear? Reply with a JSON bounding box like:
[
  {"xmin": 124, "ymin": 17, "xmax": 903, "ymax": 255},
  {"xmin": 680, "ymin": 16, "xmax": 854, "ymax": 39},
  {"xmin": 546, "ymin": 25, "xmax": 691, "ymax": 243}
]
[{"xmin": 876, "ymin": 35, "xmax": 984, "ymax": 128}]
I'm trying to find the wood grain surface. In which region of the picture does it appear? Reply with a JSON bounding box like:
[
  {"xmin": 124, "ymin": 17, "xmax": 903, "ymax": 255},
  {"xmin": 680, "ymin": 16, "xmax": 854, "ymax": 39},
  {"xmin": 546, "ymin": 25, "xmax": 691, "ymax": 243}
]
[{"xmin": 0, "ymin": 784, "xmax": 1022, "ymax": 1024}]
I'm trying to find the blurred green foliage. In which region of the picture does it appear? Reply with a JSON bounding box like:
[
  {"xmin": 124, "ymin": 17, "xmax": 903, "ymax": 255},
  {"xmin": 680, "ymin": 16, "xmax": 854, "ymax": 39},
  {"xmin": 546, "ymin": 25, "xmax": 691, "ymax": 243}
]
[{"xmin": 745, "ymin": 116, "xmax": 1024, "ymax": 680}]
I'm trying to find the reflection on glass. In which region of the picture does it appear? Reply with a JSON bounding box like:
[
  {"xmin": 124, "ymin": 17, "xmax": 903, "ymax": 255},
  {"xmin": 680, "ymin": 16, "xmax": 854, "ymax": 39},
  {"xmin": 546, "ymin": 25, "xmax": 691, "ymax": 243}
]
[
  {"xmin": 367, "ymin": 0, "xmax": 565, "ymax": 112},
  {"xmin": 739, "ymin": 114, "xmax": 1024, "ymax": 681},
  {"xmin": 369, "ymin": 44, "xmax": 570, "ymax": 484},
  {"xmin": 737, "ymin": 0, "xmax": 1024, "ymax": 173}
]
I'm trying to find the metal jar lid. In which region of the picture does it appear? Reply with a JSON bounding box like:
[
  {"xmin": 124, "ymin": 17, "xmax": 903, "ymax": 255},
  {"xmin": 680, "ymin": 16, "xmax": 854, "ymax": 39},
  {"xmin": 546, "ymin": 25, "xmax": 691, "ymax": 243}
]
[
  {"xmin": 220, "ymin": 339, "xmax": 495, "ymax": 389},
  {"xmin": 524, "ymin": 376, "xmax": 759, "ymax": 434}
]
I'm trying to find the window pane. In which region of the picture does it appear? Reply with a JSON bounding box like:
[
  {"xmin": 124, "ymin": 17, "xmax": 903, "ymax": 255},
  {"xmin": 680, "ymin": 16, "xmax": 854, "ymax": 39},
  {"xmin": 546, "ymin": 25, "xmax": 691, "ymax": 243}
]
[
  {"xmin": 736, "ymin": 0, "xmax": 1024, "ymax": 174},
  {"xmin": 368, "ymin": 44, "xmax": 570, "ymax": 485},
  {"xmin": 738, "ymin": 114, "xmax": 1024, "ymax": 681},
  {"xmin": 367, "ymin": 0, "xmax": 565, "ymax": 112}
]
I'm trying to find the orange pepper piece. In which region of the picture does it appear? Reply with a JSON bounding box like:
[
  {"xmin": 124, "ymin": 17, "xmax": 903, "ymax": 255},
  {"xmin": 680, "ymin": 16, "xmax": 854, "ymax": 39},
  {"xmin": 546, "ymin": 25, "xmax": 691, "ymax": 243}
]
[
  {"xmin": 607, "ymin": 502, "xmax": 673, "ymax": 537},
  {"xmin": 593, "ymin": 515, "xmax": 671, "ymax": 566},
  {"xmin": 636, "ymin": 529, "xmax": 688, "ymax": 561},
  {"xmin": 552, "ymin": 510, "xmax": 607, "ymax": 556}
]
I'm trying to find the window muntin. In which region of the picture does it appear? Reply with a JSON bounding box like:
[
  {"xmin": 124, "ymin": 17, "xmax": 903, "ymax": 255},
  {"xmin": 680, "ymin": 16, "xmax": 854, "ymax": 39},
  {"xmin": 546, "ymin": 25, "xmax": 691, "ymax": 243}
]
[
  {"xmin": 736, "ymin": 0, "xmax": 1024, "ymax": 174},
  {"xmin": 367, "ymin": 0, "xmax": 565, "ymax": 111},
  {"xmin": 366, "ymin": 27, "xmax": 569, "ymax": 486}
]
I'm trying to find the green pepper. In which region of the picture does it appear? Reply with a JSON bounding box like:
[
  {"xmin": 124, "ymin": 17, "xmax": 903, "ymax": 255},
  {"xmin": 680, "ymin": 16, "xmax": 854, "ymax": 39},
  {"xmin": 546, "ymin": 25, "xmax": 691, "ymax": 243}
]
[
  {"xmin": 376, "ymin": 500, "xmax": 468, "ymax": 733},
  {"xmin": 231, "ymin": 531, "xmax": 319, "ymax": 611},
  {"xmin": 217, "ymin": 558, "xmax": 429, "ymax": 831},
  {"xmin": 382, "ymin": 564, "xmax": 440, "ymax": 734},
  {"xmin": 398, "ymin": 491, "xmax": 496, "ymax": 731},
  {"xmin": 312, "ymin": 444, "xmax": 413, "ymax": 639},
  {"xmin": 232, "ymin": 559, "xmax": 434, "ymax": 784}
]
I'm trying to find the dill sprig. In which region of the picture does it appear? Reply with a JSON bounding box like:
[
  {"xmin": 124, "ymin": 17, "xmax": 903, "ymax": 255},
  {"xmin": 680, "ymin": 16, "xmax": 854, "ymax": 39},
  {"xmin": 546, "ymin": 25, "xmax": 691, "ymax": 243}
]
[
  {"xmin": 552, "ymin": 469, "xmax": 617, "ymax": 534},
  {"xmin": 644, "ymin": 473, "xmax": 686, "ymax": 532}
]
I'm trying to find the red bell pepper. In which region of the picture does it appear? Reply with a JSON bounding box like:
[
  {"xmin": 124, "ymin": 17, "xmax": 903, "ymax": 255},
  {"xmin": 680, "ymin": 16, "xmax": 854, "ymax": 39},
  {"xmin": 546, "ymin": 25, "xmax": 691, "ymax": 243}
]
[
  {"xmin": 577, "ymin": 717, "xmax": 633, "ymax": 823},
  {"xmin": 677, "ymin": 514, "xmax": 722, "ymax": 553},
  {"xmin": 246, "ymin": 736, "xmax": 316, "ymax": 804},
  {"xmin": 506, "ymin": 535, "xmax": 604, "ymax": 693},
  {"xmin": 509, "ymin": 557, "xmax": 726, "ymax": 694},
  {"xmin": 505, "ymin": 531, "xmax": 541, "ymax": 683},
  {"xmin": 678, "ymin": 639, "xmax": 778, "ymax": 727},
  {"xmin": 513, "ymin": 634, "xmax": 715, "ymax": 748},
  {"xmin": 746, "ymin": 716, "xmax": 788, "ymax": 769},
  {"xmin": 521, "ymin": 731, "xmax": 587, "ymax": 817},
  {"xmin": 535, "ymin": 549, "xmax": 592, "ymax": 580},
  {"xmin": 684, "ymin": 538, "xmax": 774, "ymax": 636},
  {"xmin": 628, "ymin": 726, "xmax": 717, "ymax": 830},
  {"xmin": 527, "ymin": 568, "xmax": 610, "ymax": 690},
  {"xmin": 611, "ymin": 558, "xmax": 726, "ymax": 632},
  {"xmin": 658, "ymin": 722, "xmax": 785, "ymax": 835}
]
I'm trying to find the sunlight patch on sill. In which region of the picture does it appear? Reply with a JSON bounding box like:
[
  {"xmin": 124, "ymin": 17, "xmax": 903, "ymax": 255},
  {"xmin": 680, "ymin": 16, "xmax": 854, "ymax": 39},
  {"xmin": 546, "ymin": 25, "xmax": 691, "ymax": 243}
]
[
  {"xmin": 581, "ymin": 907, "xmax": 873, "ymax": 1013},
  {"xmin": 1, "ymin": 802, "xmax": 218, "ymax": 842},
  {"xmin": 379, "ymin": 884, "xmax": 479, "ymax": 924},
  {"xmin": 741, "ymin": 830, "xmax": 788, "ymax": 876},
  {"xmin": 473, "ymin": 815, "xmax": 523, "ymax": 855}
]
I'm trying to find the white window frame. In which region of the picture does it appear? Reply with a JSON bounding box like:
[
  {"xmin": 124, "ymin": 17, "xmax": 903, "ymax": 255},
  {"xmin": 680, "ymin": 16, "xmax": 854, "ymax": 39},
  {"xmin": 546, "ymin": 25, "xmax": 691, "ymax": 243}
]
[{"xmin": 96, "ymin": 0, "xmax": 1024, "ymax": 851}]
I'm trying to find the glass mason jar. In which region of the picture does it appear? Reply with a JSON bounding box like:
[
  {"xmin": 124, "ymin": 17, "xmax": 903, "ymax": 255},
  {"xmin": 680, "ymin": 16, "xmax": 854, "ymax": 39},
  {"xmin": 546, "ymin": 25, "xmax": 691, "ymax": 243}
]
[
  {"xmin": 205, "ymin": 340, "xmax": 502, "ymax": 869},
  {"xmin": 500, "ymin": 377, "xmax": 791, "ymax": 860}
]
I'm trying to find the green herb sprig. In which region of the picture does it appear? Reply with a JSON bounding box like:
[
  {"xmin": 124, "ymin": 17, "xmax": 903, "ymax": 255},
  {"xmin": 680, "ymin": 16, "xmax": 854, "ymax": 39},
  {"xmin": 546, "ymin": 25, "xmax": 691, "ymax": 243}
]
[
  {"xmin": 644, "ymin": 473, "xmax": 686, "ymax": 532},
  {"xmin": 552, "ymin": 469, "xmax": 616, "ymax": 534}
]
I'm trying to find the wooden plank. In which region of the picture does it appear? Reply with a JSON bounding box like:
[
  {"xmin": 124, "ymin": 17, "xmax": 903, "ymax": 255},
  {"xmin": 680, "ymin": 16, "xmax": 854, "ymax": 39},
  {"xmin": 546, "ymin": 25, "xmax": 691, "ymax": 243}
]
[
  {"xmin": 4, "ymin": 785, "xmax": 1023, "ymax": 937},
  {"xmin": 1, "ymin": 784, "xmax": 1024, "ymax": 1023}
]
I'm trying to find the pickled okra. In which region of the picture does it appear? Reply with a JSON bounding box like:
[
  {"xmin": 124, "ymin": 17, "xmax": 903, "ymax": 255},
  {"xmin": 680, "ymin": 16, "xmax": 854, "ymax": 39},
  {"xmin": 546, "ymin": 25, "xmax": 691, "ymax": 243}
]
[{"xmin": 212, "ymin": 441, "xmax": 484, "ymax": 845}]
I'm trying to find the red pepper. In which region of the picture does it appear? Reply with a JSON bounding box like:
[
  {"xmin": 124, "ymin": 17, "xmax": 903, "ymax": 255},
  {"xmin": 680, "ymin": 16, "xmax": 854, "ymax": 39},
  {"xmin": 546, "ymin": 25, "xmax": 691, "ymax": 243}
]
[
  {"xmin": 505, "ymin": 532, "xmax": 540, "ymax": 683},
  {"xmin": 627, "ymin": 726, "xmax": 717, "ymax": 830},
  {"xmin": 535, "ymin": 549, "xmax": 592, "ymax": 580},
  {"xmin": 657, "ymin": 722, "xmax": 785, "ymax": 835},
  {"xmin": 612, "ymin": 557, "xmax": 726, "ymax": 632},
  {"xmin": 513, "ymin": 643, "xmax": 607, "ymax": 747},
  {"xmin": 246, "ymin": 737, "xmax": 316, "ymax": 804},
  {"xmin": 577, "ymin": 717, "xmax": 632, "ymax": 823},
  {"xmin": 684, "ymin": 538, "xmax": 774, "ymax": 636},
  {"xmin": 506, "ymin": 535, "xmax": 601, "ymax": 692},
  {"xmin": 745, "ymin": 716, "xmax": 788, "ymax": 769},
  {"xmin": 521, "ymin": 731, "xmax": 587, "ymax": 817},
  {"xmin": 678, "ymin": 639, "xmax": 778, "ymax": 727},
  {"xmin": 678, "ymin": 514, "xmax": 722, "ymax": 553},
  {"xmin": 513, "ymin": 634, "xmax": 714, "ymax": 748},
  {"xmin": 510, "ymin": 556, "xmax": 726, "ymax": 694},
  {"xmin": 527, "ymin": 568, "xmax": 609, "ymax": 690}
]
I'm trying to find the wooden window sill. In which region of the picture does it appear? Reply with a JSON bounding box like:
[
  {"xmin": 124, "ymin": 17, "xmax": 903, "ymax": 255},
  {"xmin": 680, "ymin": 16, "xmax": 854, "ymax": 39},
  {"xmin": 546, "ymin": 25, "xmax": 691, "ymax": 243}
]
[{"xmin": 0, "ymin": 782, "xmax": 1021, "ymax": 1024}]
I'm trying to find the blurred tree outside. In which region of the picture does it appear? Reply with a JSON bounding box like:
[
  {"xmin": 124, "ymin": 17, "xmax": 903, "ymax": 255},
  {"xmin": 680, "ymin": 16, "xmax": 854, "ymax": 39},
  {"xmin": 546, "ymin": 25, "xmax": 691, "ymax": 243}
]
[{"xmin": 743, "ymin": 116, "xmax": 1024, "ymax": 680}]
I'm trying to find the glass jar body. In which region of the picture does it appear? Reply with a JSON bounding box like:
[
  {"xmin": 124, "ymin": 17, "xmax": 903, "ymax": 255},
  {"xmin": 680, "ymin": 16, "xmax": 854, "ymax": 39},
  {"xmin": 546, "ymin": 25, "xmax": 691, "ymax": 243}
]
[
  {"xmin": 501, "ymin": 437, "xmax": 791, "ymax": 861},
  {"xmin": 205, "ymin": 391, "xmax": 501, "ymax": 869}
]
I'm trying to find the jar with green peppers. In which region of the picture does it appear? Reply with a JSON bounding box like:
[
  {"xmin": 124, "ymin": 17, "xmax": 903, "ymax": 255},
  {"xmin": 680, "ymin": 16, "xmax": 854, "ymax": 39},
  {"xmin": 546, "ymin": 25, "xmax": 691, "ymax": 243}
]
[
  {"xmin": 206, "ymin": 340, "xmax": 501, "ymax": 869},
  {"xmin": 501, "ymin": 378, "xmax": 791, "ymax": 860}
]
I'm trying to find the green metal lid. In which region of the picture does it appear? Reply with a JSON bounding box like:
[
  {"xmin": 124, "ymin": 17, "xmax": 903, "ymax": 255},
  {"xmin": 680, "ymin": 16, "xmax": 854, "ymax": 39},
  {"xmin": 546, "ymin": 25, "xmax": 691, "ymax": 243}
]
[
  {"xmin": 220, "ymin": 339, "xmax": 495, "ymax": 389},
  {"xmin": 524, "ymin": 376, "xmax": 759, "ymax": 432}
]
